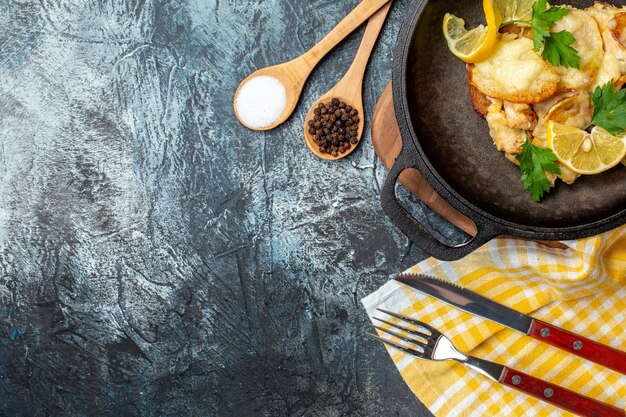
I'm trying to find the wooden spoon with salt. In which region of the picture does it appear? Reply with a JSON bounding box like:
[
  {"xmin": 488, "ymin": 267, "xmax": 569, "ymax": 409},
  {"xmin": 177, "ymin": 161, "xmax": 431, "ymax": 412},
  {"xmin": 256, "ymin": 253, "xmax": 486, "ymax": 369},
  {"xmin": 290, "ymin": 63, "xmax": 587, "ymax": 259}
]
[
  {"xmin": 304, "ymin": 2, "xmax": 392, "ymax": 160},
  {"xmin": 234, "ymin": 0, "xmax": 392, "ymax": 131}
]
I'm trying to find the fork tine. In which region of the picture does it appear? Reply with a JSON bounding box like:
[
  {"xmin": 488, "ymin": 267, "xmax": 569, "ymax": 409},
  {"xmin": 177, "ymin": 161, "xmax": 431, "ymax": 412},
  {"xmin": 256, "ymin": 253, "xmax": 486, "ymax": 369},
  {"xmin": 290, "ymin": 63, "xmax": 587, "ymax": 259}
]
[
  {"xmin": 373, "ymin": 317, "xmax": 431, "ymax": 341},
  {"xmin": 373, "ymin": 325, "xmax": 429, "ymax": 348},
  {"xmin": 368, "ymin": 334, "xmax": 426, "ymax": 358},
  {"xmin": 376, "ymin": 308, "xmax": 437, "ymax": 335}
]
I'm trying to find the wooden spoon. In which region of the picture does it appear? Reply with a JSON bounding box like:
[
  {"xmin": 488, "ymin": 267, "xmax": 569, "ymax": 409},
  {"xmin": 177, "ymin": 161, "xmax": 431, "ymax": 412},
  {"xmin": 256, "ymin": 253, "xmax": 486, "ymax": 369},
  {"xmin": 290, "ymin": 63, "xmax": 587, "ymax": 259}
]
[
  {"xmin": 234, "ymin": 0, "xmax": 392, "ymax": 131},
  {"xmin": 304, "ymin": 2, "xmax": 392, "ymax": 160}
]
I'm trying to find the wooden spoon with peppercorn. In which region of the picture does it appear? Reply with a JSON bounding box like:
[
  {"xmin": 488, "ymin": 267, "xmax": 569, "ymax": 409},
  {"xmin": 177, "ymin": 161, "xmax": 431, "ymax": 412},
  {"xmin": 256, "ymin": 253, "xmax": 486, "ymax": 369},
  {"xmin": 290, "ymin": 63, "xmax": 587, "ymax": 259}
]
[
  {"xmin": 234, "ymin": 0, "xmax": 392, "ymax": 131},
  {"xmin": 304, "ymin": 2, "xmax": 392, "ymax": 160}
]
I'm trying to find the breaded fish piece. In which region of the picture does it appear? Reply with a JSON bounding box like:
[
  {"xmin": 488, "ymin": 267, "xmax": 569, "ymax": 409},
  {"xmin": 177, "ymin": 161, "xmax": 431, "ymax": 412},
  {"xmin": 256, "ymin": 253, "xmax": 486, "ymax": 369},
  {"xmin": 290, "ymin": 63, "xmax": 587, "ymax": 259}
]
[
  {"xmin": 503, "ymin": 101, "xmax": 537, "ymax": 131},
  {"xmin": 586, "ymin": 2, "xmax": 626, "ymax": 74},
  {"xmin": 532, "ymin": 93, "xmax": 593, "ymax": 147},
  {"xmin": 552, "ymin": 9, "xmax": 604, "ymax": 91},
  {"xmin": 485, "ymin": 99, "xmax": 527, "ymax": 155},
  {"xmin": 467, "ymin": 65, "xmax": 491, "ymax": 118},
  {"xmin": 558, "ymin": 165, "xmax": 581, "ymax": 185},
  {"xmin": 470, "ymin": 37, "xmax": 560, "ymax": 104},
  {"xmin": 531, "ymin": 93, "xmax": 592, "ymax": 186},
  {"xmin": 591, "ymin": 51, "xmax": 622, "ymax": 90},
  {"xmin": 586, "ymin": 3, "xmax": 621, "ymax": 36},
  {"xmin": 608, "ymin": 12, "xmax": 626, "ymax": 74},
  {"xmin": 468, "ymin": 66, "xmax": 539, "ymax": 127}
]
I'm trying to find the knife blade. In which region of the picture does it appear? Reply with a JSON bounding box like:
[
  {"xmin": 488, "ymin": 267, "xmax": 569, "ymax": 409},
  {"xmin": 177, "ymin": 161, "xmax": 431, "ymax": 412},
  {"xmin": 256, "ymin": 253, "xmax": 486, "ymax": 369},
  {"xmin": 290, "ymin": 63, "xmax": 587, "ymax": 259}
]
[{"xmin": 393, "ymin": 273, "xmax": 626, "ymax": 375}]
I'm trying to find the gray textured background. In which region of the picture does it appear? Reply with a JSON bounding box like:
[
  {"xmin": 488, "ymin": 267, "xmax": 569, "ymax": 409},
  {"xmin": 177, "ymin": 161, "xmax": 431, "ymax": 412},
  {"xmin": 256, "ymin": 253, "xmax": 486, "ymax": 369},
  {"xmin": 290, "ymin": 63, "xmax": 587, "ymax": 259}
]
[{"xmin": 0, "ymin": 0, "xmax": 462, "ymax": 415}]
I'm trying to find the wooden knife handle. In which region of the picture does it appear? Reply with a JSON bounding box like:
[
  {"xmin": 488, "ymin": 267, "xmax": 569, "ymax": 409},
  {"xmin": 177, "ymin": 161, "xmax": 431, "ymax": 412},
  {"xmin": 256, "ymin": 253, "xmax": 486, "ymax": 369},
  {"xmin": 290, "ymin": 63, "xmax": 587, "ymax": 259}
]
[
  {"xmin": 528, "ymin": 319, "xmax": 626, "ymax": 375},
  {"xmin": 500, "ymin": 367, "xmax": 625, "ymax": 417}
]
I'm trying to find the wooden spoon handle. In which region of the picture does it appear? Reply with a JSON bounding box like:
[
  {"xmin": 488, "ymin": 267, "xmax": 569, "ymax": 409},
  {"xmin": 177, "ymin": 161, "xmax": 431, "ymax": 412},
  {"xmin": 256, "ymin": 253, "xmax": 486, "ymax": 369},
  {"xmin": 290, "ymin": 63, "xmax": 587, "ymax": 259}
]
[
  {"xmin": 346, "ymin": 2, "xmax": 392, "ymax": 82},
  {"xmin": 334, "ymin": 1, "xmax": 392, "ymax": 102},
  {"xmin": 299, "ymin": 0, "xmax": 392, "ymax": 72}
]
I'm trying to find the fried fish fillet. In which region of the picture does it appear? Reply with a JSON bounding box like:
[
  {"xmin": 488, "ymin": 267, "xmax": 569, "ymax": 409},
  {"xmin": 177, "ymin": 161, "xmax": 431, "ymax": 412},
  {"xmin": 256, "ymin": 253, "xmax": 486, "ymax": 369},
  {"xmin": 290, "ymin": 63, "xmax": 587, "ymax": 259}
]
[
  {"xmin": 552, "ymin": 8, "xmax": 605, "ymax": 91},
  {"xmin": 532, "ymin": 93, "xmax": 593, "ymax": 145},
  {"xmin": 469, "ymin": 65, "xmax": 538, "ymax": 130},
  {"xmin": 470, "ymin": 37, "xmax": 560, "ymax": 104},
  {"xmin": 467, "ymin": 65, "xmax": 491, "ymax": 118},
  {"xmin": 591, "ymin": 51, "xmax": 622, "ymax": 90},
  {"xmin": 584, "ymin": 3, "xmax": 615, "ymax": 34},
  {"xmin": 532, "ymin": 93, "xmax": 592, "ymax": 185},
  {"xmin": 485, "ymin": 99, "xmax": 527, "ymax": 155},
  {"xmin": 613, "ymin": 12, "xmax": 626, "ymax": 45},
  {"xmin": 503, "ymin": 101, "xmax": 537, "ymax": 131},
  {"xmin": 586, "ymin": 2, "xmax": 626, "ymax": 75}
]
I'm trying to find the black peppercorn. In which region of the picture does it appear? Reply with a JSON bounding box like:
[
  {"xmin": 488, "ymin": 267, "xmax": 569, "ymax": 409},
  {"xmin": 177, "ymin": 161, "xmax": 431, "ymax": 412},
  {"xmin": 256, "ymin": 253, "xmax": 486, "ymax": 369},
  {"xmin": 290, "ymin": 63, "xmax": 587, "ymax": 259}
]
[{"xmin": 306, "ymin": 98, "xmax": 360, "ymax": 156}]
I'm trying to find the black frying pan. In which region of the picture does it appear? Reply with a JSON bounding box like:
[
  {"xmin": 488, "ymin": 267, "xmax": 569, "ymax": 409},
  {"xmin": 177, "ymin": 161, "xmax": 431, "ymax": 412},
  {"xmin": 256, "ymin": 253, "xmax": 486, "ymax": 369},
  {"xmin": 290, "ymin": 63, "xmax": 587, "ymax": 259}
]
[{"xmin": 382, "ymin": 0, "xmax": 626, "ymax": 261}]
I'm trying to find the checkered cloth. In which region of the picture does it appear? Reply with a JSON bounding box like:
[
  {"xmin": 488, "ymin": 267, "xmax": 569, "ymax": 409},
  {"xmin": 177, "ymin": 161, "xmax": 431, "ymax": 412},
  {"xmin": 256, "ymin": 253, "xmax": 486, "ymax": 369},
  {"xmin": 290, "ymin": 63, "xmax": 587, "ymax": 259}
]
[{"xmin": 362, "ymin": 226, "xmax": 626, "ymax": 416}]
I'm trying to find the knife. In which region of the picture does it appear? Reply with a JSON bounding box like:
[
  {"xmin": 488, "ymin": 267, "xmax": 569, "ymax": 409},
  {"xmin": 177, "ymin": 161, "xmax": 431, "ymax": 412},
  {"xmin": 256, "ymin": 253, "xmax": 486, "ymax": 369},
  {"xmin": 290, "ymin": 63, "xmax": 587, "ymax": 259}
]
[{"xmin": 393, "ymin": 273, "xmax": 626, "ymax": 375}]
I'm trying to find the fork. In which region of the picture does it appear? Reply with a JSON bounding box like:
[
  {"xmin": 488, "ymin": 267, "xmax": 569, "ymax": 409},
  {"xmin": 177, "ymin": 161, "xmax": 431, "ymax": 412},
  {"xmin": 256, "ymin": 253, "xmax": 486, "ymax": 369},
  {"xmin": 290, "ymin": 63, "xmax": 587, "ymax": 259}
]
[{"xmin": 370, "ymin": 309, "xmax": 625, "ymax": 417}]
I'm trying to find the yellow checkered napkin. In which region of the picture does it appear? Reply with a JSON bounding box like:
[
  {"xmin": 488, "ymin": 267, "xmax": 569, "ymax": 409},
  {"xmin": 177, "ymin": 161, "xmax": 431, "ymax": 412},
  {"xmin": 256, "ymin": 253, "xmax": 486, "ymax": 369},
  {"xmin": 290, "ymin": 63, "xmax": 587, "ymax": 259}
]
[{"xmin": 362, "ymin": 225, "xmax": 626, "ymax": 416}]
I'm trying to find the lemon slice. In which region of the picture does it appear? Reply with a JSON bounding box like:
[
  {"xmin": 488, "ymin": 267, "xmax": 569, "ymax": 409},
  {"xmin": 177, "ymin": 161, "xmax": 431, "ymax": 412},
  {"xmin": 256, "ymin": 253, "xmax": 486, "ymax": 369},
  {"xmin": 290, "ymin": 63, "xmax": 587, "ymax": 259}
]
[
  {"xmin": 548, "ymin": 122, "xmax": 626, "ymax": 175},
  {"xmin": 494, "ymin": 0, "xmax": 534, "ymax": 24},
  {"xmin": 443, "ymin": 0, "xmax": 500, "ymax": 63}
]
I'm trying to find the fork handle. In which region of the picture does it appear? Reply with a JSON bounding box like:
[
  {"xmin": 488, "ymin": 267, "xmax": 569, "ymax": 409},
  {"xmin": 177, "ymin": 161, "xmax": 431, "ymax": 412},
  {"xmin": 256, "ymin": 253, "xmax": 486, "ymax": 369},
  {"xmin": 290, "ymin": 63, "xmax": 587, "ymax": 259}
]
[{"xmin": 500, "ymin": 367, "xmax": 625, "ymax": 417}]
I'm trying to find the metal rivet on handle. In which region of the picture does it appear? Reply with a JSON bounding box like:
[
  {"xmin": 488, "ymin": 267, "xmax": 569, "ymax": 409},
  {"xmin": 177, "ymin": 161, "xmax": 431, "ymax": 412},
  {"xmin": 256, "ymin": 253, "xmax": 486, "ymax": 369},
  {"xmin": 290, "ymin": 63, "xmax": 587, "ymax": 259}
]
[
  {"xmin": 540, "ymin": 328, "xmax": 550, "ymax": 337},
  {"xmin": 512, "ymin": 376, "xmax": 522, "ymax": 385},
  {"xmin": 573, "ymin": 341, "xmax": 583, "ymax": 351},
  {"xmin": 544, "ymin": 388, "xmax": 554, "ymax": 398}
]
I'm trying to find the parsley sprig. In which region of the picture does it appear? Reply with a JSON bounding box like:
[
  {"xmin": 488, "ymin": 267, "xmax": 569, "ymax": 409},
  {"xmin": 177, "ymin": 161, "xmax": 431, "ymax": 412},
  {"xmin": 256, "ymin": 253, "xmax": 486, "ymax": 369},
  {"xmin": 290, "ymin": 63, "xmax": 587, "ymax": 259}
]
[
  {"xmin": 515, "ymin": 81, "xmax": 626, "ymax": 202},
  {"xmin": 502, "ymin": 0, "xmax": 580, "ymax": 69},
  {"xmin": 516, "ymin": 133, "xmax": 561, "ymax": 203},
  {"xmin": 585, "ymin": 81, "xmax": 626, "ymax": 136}
]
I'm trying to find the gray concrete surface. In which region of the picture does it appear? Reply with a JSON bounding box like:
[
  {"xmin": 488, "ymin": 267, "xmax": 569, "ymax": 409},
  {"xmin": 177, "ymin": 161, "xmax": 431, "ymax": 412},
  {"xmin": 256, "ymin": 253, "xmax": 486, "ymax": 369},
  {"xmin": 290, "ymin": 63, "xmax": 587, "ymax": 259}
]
[{"xmin": 0, "ymin": 1, "xmax": 463, "ymax": 415}]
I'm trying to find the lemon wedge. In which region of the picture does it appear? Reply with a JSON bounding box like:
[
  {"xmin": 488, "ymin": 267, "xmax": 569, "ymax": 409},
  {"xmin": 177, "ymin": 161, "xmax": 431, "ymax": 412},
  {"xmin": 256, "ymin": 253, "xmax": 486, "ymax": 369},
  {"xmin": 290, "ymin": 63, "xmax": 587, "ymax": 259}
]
[
  {"xmin": 494, "ymin": 0, "xmax": 534, "ymax": 24},
  {"xmin": 443, "ymin": 0, "xmax": 500, "ymax": 63},
  {"xmin": 548, "ymin": 122, "xmax": 626, "ymax": 175}
]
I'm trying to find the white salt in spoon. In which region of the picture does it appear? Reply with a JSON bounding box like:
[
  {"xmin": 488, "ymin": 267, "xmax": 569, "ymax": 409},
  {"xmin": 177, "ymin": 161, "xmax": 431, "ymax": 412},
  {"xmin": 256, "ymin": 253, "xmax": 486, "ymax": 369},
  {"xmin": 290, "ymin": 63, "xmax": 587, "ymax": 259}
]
[{"xmin": 234, "ymin": 0, "xmax": 392, "ymax": 131}]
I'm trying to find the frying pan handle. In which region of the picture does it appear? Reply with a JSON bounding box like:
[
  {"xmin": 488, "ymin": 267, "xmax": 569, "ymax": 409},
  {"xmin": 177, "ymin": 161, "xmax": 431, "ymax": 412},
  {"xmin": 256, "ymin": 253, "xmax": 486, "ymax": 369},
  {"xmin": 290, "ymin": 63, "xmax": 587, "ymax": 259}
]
[{"xmin": 381, "ymin": 147, "xmax": 497, "ymax": 261}]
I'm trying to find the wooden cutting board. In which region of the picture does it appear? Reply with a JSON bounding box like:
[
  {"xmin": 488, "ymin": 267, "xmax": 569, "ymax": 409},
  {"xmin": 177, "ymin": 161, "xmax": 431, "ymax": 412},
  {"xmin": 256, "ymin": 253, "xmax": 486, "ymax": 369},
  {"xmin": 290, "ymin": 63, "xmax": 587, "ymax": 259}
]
[
  {"xmin": 372, "ymin": 82, "xmax": 566, "ymax": 249},
  {"xmin": 372, "ymin": 82, "xmax": 478, "ymax": 237}
]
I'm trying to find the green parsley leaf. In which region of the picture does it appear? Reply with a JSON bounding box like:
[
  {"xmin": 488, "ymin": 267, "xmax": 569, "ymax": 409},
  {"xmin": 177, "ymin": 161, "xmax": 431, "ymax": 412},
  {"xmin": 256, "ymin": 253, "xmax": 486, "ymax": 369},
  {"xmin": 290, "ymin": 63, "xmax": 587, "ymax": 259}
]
[
  {"xmin": 589, "ymin": 81, "xmax": 626, "ymax": 136},
  {"xmin": 530, "ymin": 0, "xmax": 580, "ymax": 68},
  {"xmin": 542, "ymin": 30, "xmax": 580, "ymax": 69},
  {"xmin": 531, "ymin": 0, "xmax": 569, "ymax": 50},
  {"xmin": 516, "ymin": 135, "xmax": 561, "ymax": 203}
]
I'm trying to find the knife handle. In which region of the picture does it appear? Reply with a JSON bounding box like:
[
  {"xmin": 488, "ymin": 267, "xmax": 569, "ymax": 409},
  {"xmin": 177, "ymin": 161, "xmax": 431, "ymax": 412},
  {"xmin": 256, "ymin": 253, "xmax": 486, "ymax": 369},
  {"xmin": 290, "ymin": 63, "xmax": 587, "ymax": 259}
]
[
  {"xmin": 528, "ymin": 319, "xmax": 626, "ymax": 375},
  {"xmin": 500, "ymin": 367, "xmax": 625, "ymax": 417}
]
